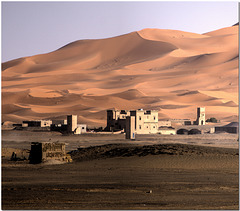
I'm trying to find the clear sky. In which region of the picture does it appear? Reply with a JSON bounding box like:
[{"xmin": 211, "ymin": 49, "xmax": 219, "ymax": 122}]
[{"xmin": 1, "ymin": 1, "xmax": 238, "ymax": 62}]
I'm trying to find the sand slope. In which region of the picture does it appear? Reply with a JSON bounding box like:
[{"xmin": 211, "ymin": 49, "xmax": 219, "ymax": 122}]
[{"xmin": 2, "ymin": 25, "xmax": 238, "ymax": 126}]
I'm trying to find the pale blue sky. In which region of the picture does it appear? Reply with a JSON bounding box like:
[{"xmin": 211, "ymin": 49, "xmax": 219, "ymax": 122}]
[{"xmin": 2, "ymin": 1, "xmax": 238, "ymax": 62}]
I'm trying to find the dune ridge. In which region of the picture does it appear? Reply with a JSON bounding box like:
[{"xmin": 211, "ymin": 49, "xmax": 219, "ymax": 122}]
[{"xmin": 2, "ymin": 25, "xmax": 238, "ymax": 126}]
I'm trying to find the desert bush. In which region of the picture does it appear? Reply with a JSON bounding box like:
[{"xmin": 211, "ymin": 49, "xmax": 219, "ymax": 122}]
[{"xmin": 206, "ymin": 117, "xmax": 218, "ymax": 123}]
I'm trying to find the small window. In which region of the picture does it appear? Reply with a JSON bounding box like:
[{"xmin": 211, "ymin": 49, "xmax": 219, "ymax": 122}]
[
  {"xmin": 154, "ymin": 116, "xmax": 156, "ymax": 120},
  {"xmin": 82, "ymin": 127, "xmax": 85, "ymax": 129},
  {"xmin": 146, "ymin": 126, "xmax": 148, "ymax": 128},
  {"xmin": 139, "ymin": 116, "xmax": 141, "ymax": 120},
  {"xmin": 153, "ymin": 126, "xmax": 155, "ymax": 128},
  {"xmin": 139, "ymin": 125, "xmax": 141, "ymax": 130}
]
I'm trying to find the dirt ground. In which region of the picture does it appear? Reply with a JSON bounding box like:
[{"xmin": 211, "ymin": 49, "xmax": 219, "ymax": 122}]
[
  {"xmin": 2, "ymin": 130, "xmax": 239, "ymax": 150},
  {"xmin": 1, "ymin": 130, "xmax": 239, "ymax": 210}
]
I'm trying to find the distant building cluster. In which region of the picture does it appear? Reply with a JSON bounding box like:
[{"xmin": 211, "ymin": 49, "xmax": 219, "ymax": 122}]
[
  {"xmin": 165, "ymin": 107, "xmax": 206, "ymax": 127},
  {"xmin": 9, "ymin": 107, "xmax": 237, "ymax": 165},
  {"xmin": 106, "ymin": 109, "xmax": 158, "ymax": 134},
  {"xmin": 107, "ymin": 107, "xmax": 208, "ymax": 137},
  {"xmin": 15, "ymin": 115, "xmax": 87, "ymax": 135},
  {"xmin": 23, "ymin": 120, "xmax": 52, "ymax": 127},
  {"xmin": 9, "ymin": 106, "xmax": 238, "ymax": 165},
  {"xmin": 13, "ymin": 107, "xmax": 238, "ymax": 137}
]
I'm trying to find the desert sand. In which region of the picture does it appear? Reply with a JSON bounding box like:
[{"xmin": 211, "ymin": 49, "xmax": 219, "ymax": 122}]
[
  {"xmin": 1, "ymin": 130, "xmax": 239, "ymax": 210},
  {"xmin": 2, "ymin": 25, "xmax": 238, "ymax": 127}
]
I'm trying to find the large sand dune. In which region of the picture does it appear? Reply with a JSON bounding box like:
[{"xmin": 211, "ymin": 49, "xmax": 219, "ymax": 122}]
[{"xmin": 2, "ymin": 25, "xmax": 238, "ymax": 127}]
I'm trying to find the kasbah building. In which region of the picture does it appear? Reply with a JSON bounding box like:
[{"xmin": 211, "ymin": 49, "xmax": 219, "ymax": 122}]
[
  {"xmin": 107, "ymin": 109, "xmax": 160, "ymax": 134},
  {"xmin": 106, "ymin": 107, "xmax": 207, "ymax": 135}
]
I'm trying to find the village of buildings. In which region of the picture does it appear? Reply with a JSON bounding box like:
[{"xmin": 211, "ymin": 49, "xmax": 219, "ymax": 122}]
[
  {"xmin": 10, "ymin": 107, "xmax": 238, "ymax": 164},
  {"xmin": 14, "ymin": 107, "xmax": 238, "ymax": 136}
]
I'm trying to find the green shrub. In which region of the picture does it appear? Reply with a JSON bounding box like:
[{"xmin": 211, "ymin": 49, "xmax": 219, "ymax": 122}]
[{"xmin": 206, "ymin": 117, "xmax": 218, "ymax": 123}]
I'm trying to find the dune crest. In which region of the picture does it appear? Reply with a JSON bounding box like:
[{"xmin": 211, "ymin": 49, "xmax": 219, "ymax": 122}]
[{"xmin": 2, "ymin": 25, "xmax": 238, "ymax": 126}]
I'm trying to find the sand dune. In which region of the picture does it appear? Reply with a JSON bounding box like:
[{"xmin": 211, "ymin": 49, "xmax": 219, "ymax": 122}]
[{"xmin": 2, "ymin": 25, "xmax": 238, "ymax": 126}]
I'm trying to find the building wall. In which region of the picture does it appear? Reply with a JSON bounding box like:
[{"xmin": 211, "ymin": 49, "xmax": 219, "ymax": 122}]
[
  {"xmin": 40, "ymin": 120, "xmax": 52, "ymax": 127},
  {"xmin": 52, "ymin": 119, "xmax": 67, "ymax": 126},
  {"xmin": 170, "ymin": 119, "xmax": 192, "ymax": 125},
  {"xmin": 77, "ymin": 124, "xmax": 87, "ymax": 133},
  {"xmin": 196, "ymin": 107, "xmax": 205, "ymax": 125},
  {"xmin": 131, "ymin": 110, "xmax": 145, "ymax": 133},
  {"xmin": 159, "ymin": 121, "xmax": 172, "ymax": 127},
  {"xmin": 23, "ymin": 120, "xmax": 52, "ymax": 127},
  {"xmin": 107, "ymin": 110, "xmax": 117, "ymax": 131},
  {"xmin": 23, "ymin": 121, "xmax": 41, "ymax": 127},
  {"xmin": 158, "ymin": 129, "xmax": 176, "ymax": 135},
  {"xmin": 209, "ymin": 127, "xmax": 215, "ymax": 134},
  {"xmin": 107, "ymin": 109, "xmax": 158, "ymax": 134},
  {"xmin": 126, "ymin": 116, "xmax": 136, "ymax": 139},
  {"xmin": 107, "ymin": 110, "xmax": 130, "ymax": 131},
  {"xmin": 141, "ymin": 110, "xmax": 158, "ymax": 134},
  {"xmin": 42, "ymin": 142, "xmax": 66, "ymax": 161},
  {"xmin": 29, "ymin": 142, "xmax": 70, "ymax": 164},
  {"xmin": 67, "ymin": 115, "xmax": 78, "ymax": 133},
  {"xmin": 74, "ymin": 124, "xmax": 87, "ymax": 134}
]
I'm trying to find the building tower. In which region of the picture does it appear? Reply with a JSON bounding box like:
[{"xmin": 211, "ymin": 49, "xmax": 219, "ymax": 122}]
[
  {"xmin": 67, "ymin": 115, "xmax": 77, "ymax": 133},
  {"xmin": 126, "ymin": 116, "xmax": 136, "ymax": 140},
  {"xmin": 196, "ymin": 107, "xmax": 205, "ymax": 125}
]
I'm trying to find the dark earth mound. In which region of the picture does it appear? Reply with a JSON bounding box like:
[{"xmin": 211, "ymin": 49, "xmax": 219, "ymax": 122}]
[{"xmin": 70, "ymin": 143, "xmax": 238, "ymax": 162}]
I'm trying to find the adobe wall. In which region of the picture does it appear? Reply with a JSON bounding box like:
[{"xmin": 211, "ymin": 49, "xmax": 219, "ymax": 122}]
[{"xmin": 29, "ymin": 142, "xmax": 71, "ymax": 164}]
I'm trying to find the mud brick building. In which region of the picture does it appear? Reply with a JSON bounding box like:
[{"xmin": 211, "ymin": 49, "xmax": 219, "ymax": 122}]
[
  {"xmin": 67, "ymin": 115, "xmax": 87, "ymax": 134},
  {"xmin": 196, "ymin": 107, "xmax": 206, "ymax": 125},
  {"xmin": 22, "ymin": 120, "xmax": 52, "ymax": 127},
  {"xmin": 29, "ymin": 142, "xmax": 72, "ymax": 164},
  {"xmin": 107, "ymin": 109, "xmax": 158, "ymax": 134},
  {"xmin": 169, "ymin": 119, "xmax": 192, "ymax": 126}
]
